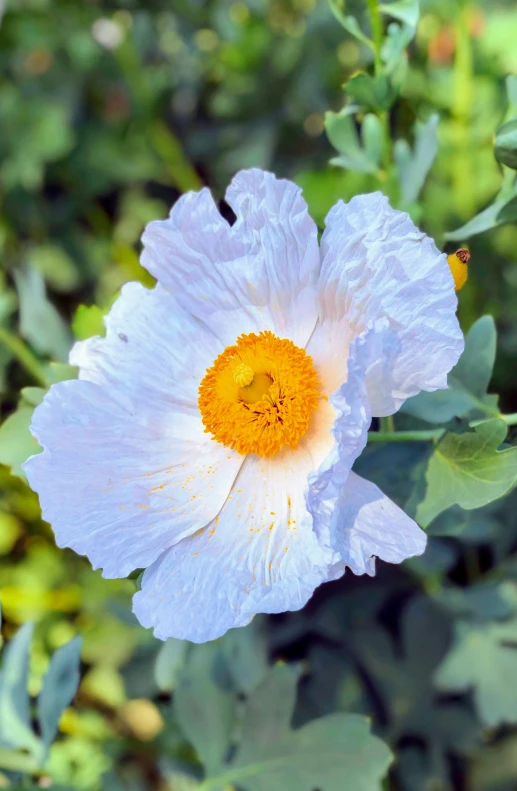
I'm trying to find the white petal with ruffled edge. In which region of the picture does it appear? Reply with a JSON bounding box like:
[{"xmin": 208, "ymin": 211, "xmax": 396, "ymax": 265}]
[
  {"xmin": 314, "ymin": 192, "xmax": 464, "ymax": 416},
  {"xmin": 132, "ymin": 451, "xmax": 333, "ymax": 643},
  {"xmin": 328, "ymin": 471, "xmax": 426, "ymax": 576},
  {"xmin": 141, "ymin": 169, "xmax": 320, "ymax": 349},
  {"xmin": 23, "ymin": 283, "xmax": 243, "ymax": 578}
]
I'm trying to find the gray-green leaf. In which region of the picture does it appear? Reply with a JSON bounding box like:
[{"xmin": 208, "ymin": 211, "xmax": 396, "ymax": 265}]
[
  {"xmin": 327, "ymin": 0, "xmax": 373, "ymax": 48},
  {"xmin": 0, "ymin": 623, "xmax": 42, "ymax": 758},
  {"xmin": 394, "ymin": 114, "xmax": 439, "ymax": 205},
  {"xmin": 326, "ymin": 110, "xmax": 379, "ymax": 174},
  {"xmin": 225, "ymin": 665, "xmax": 392, "ymax": 791},
  {"xmin": 435, "ymin": 619, "xmax": 517, "ymax": 727},
  {"xmin": 14, "ymin": 268, "xmax": 71, "ymax": 361},
  {"xmin": 0, "ymin": 405, "xmax": 41, "ymax": 479},
  {"xmin": 415, "ymin": 419, "xmax": 517, "ymax": 527},
  {"xmin": 379, "ymin": 0, "xmax": 419, "ymax": 28},
  {"xmin": 174, "ymin": 644, "xmax": 234, "ymax": 776},
  {"xmin": 37, "ymin": 637, "xmax": 82, "ymax": 753},
  {"xmin": 495, "ymin": 119, "xmax": 517, "ymax": 170},
  {"xmin": 344, "ymin": 72, "xmax": 396, "ymax": 112},
  {"xmin": 445, "ymin": 172, "xmax": 517, "ymax": 240},
  {"xmin": 154, "ymin": 638, "xmax": 188, "ymax": 693}
]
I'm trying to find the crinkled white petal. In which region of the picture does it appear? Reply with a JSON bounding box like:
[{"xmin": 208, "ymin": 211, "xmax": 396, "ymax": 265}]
[
  {"xmin": 307, "ymin": 329, "xmax": 377, "ymax": 554},
  {"xmin": 141, "ymin": 168, "xmax": 320, "ymax": 349},
  {"xmin": 328, "ymin": 471, "xmax": 427, "ymax": 576},
  {"xmin": 23, "ymin": 284, "xmax": 242, "ymax": 578},
  {"xmin": 133, "ymin": 447, "xmax": 338, "ymax": 643},
  {"xmin": 317, "ymin": 192, "xmax": 464, "ymax": 416}
]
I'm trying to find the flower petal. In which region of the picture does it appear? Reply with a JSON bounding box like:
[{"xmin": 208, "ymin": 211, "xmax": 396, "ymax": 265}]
[
  {"xmin": 133, "ymin": 450, "xmax": 335, "ymax": 642},
  {"xmin": 328, "ymin": 471, "xmax": 427, "ymax": 576},
  {"xmin": 70, "ymin": 282, "xmax": 220, "ymax": 413},
  {"xmin": 141, "ymin": 168, "xmax": 320, "ymax": 349},
  {"xmin": 307, "ymin": 329, "xmax": 375, "ymax": 553},
  {"xmin": 24, "ymin": 283, "xmax": 243, "ymax": 578},
  {"xmin": 317, "ymin": 192, "xmax": 464, "ymax": 415}
]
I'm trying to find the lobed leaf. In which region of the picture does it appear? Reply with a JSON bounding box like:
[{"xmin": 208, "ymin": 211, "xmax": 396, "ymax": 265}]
[
  {"xmin": 415, "ymin": 420, "xmax": 517, "ymax": 527},
  {"xmin": 435, "ymin": 619, "xmax": 517, "ymax": 727}
]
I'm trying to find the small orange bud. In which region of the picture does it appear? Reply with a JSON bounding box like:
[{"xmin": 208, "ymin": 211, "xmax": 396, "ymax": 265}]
[{"xmin": 447, "ymin": 248, "xmax": 470, "ymax": 291}]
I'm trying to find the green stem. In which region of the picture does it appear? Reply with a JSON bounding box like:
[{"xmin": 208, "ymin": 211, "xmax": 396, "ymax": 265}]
[
  {"xmin": 366, "ymin": 0, "xmax": 383, "ymax": 76},
  {"xmin": 368, "ymin": 412, "xmax": 517, "ymax": 443},
  {"xmin": 0, "ymin": 325, "xmax": 49, "ymax": 387},
  {"xmin": 368, "ymin": 429, "xmax": 445, "ymax": 443},
  {"xmin": 380, "ymin": 415, "xmax": 395, "ymax": 433},
  {"xmin": 365, "ymin": 0, "xmax": 391, "ymax": 168}
]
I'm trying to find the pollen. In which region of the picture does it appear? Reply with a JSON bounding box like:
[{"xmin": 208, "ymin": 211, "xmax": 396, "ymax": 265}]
[
  {"xmin": 198, "ymin": 330, "xmax": 320, "ymax": 457},
  {"xmin": 447, "ymin": 248, "xmax": 470, "ymax": 291}
]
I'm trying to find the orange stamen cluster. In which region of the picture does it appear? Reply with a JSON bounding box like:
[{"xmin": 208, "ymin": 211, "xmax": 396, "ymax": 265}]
[{"xmin": 198, "ymin": 331, "xmax": 320, "ymax": 458}]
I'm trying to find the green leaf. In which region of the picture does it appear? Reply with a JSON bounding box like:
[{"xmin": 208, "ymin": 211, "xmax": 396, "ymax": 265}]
[
  {"xmin": 344, "ymin": 72, "xmax": 396, "ymax": 112},
  {"xmin": 219, "ymin": 620, "xmax": 268, "ymax": 694},
  {"xmin": 162, "ymin": 766, "xmax": 201, "ymax": 790},
  {"xmin": 394, "ymin": 114, "xmax": 439, "ymax": 204},
  {"xmin": 47, "ymin": 362, "xmax": 78, "ymax": 383},
  {"xmin": 154, "ymin": 638, "xmax": 188, "ymax": 693},
  {"xmin": 435, "ymin": 618, "xmax": 517, "ymax": 727},
  {"xmin": 352, "ymin": 597, "xmax": 478, "ymax": 773},
  {"xmin": 327, "ymin": 0, "xmax": 373, "ymax": 48},
  {"xmin": 14, "ymin": 268, "xmax": 71, "ymax": 362},
  {"xmin": 445, "ymin": 173, "xmax": 517, "ymax": 240},
  {"xmin": 0, "ymin": 746, "xmax": 40, "ymax": 774},
  {"xmin": 402, "ymin": 316, "xmax": 498, "ymax": 423},
  {"xmin": 20, "ymin": 387, "xmax": 46, "ymax": 408},
  {"xmin": 495, "ymin": 119, "xmax": 517, "ymax": 170},
  {"xmin": 361, "ymin": 114, "xmax": 384, "ymax": 169},
  {"xmin": 37, "ymin": 637, "xmax": 82, "ymax": 753},
  {"xmin": 216, "ymin": 665, "xmax": 392, "ymax": 791},
  {"xmin": 496, "ymin": 194, "xmax": 517, "ymax": 223},
  {"xmin": 381, "ymin": 22, "xmax": 411, "ymax": 78},
  {"xmin": 379, "ymin": 0, "xmax": 419, "ymax": 28},
  {"xmin": 507, "ymin": 74, "xmax": 517, "ymax": 112},
  {"xmin": 27, "ymin": 245, "xmax": 80, "ymax": 294},
  {"xmin": 434, "ymin": 582, "xmax": 517, "ymax": 622},
  {"xmin": 174, "ymin": 644, "xmax": 235, "ymax": 776},
  {"xmin": 325, "ymin": 110, "xmax": 379, "ymax": 174},
  {"xmin": 72, "ymin": 304, "xmax": 106, "ymax": 341},
  {"xmin": 415, "ymin": 419, "xmax": 517, "ymax": 527},
  {"xmin": 0, "ymin": 623, "xmax": 42, "ymax": 758},
  {"xmin": 0, "ymin": 405, "xmax": 41, "ymax": 479}
]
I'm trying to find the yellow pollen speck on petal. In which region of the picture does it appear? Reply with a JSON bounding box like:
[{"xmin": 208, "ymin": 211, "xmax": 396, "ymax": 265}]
[
  {"xmin": 198, "ymin": 330, "xmax": 320, "ymax": 458},
  {"xmin": 447, "ymin": 248, "xmax": 470, "ymax": 291}
]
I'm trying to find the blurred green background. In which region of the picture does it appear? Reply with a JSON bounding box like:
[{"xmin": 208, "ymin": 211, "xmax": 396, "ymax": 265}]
[{"xmin": 2, "ymin": 1, "xmax": 517, "ymax": 790}]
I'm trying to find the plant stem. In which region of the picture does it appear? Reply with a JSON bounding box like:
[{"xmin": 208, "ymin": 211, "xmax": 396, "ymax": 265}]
[
  {"xmin": 379, "ymin": 415, "xmax": 395, "ymax": 433},
  {"xmin": 368, "ymin": 429, "xmax": 445, "ymax": 443},
  {"xmin": 0, "ymin": 325, "xmax": 49, "ymax": 387},
  {"xmin": 368, "ymin": 412, "xmax": 517, "ymax": 443},
  {"xmin": 366, "ymin": 0, "xmax": 383, "ymax": 76},
  {"xmin": 365, "ymin": 0, "xmax": 391, "ymax": 168}
]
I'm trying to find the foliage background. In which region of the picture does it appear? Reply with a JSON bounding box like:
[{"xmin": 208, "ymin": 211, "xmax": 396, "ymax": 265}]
[{"xmin": 1, "ymin": 0, "xmax": 517, "ymax": 789}]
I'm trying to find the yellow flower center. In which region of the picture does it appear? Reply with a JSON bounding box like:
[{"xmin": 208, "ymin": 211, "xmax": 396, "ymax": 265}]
[{"xmin": 198, "ymin": 331, "xmax": 320, "ymax": 458}]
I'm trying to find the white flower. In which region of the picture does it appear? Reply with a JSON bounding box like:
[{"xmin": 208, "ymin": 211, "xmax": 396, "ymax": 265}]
[{"xmin": 23, "ymin": 169, "xmax": 463, "ymax": 643}]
